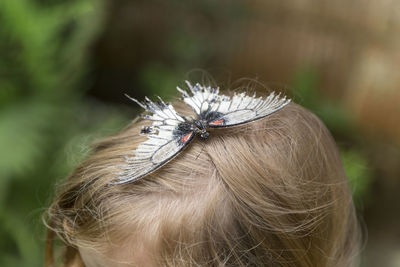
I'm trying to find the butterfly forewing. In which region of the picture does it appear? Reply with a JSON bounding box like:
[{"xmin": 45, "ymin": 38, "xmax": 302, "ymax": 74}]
[{"xmin": 111, "ymin": 97, "xmax": 194, "ymax": 184}]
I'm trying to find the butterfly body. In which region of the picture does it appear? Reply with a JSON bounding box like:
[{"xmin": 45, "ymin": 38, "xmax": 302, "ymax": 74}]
[
  {"xmin": 173, "ymin": 120, "xmax": 208, "ymax": 146},
  {"xmin": 191, "ymin": 119, "xmax": 210, "ymax": 139},
  {"xmin": 113, "ymin": 82, "xmax": 291, "ymax": 185}
]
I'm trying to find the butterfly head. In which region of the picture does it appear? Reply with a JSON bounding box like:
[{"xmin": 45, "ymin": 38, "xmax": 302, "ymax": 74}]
[
  {"xmin": 192, "ymin": 119, "xmax": 210, "ymax": 139},
  {"xmin": 199, "ymin": 130, "xmax": 210, "ymax": 139}
]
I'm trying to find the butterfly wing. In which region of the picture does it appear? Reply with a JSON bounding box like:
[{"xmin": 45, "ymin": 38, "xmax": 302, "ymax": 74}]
[
  {"xmin": 111, "ymin": 96, "xmax": 195, "ymax": 184},
  {"xmin": 178, "ymin": 81, "xmax": 291, "ymax": 127}
]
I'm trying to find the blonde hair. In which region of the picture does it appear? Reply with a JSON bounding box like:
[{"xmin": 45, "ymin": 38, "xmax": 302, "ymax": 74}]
[{"xmin": 44, "ymin": 101, "xmax": 360, "ymax": 267}]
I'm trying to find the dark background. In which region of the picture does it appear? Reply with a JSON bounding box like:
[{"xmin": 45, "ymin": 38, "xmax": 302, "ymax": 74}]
[{"xmin": 1, "ymin": 0, "xmax": 399, "ymax": 266}]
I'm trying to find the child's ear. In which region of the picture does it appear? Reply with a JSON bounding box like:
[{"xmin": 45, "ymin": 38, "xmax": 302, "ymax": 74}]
[{"xmin": 64, "ymin": 246, "xmax": 85, "ymax": 267}]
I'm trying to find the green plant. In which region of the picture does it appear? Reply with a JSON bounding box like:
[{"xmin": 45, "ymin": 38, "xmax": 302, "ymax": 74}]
[{"xmin": 0, "ymin": 0, "xmax": 127, "ymax": 266}]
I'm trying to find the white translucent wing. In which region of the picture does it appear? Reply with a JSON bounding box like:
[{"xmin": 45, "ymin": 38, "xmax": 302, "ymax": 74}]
[
  {"xmin": 178, "ymin": 81, "xmax": 291, "ymax": 127},
  {"xmin": 177, "ymin": 81, "xmax": 221, "ymax": 115},
  {"xmin": 111, "ymin": 96, "xmax": 195, "ymax": 184}
]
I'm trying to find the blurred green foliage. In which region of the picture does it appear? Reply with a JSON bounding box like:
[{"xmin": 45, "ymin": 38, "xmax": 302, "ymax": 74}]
[
  {"xmin": 341, "ymin": 149, "xmax": 372, "ymax": 206},
  {"xmin": 0, "ymin": 0, "xmax": 127, "ymax": 266}
]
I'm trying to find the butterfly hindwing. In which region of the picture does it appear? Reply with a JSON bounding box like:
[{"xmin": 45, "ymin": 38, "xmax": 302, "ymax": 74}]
[
  {"xmin": 178, "ymin": 81, "xmax": 291, "ymax": 127},
  {"xmin": 111, "ymin": 96, "xmax": 195, "ymax": 184}
]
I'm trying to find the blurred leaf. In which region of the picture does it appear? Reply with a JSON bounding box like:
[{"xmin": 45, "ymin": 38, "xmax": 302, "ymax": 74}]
[
  {"xmin": 292, "ymin": 67, "xmax": 319, "ymax": 110},
  {"xmin": 0, "ymin": 102, "xmax": 53, "ymax": 177},
  {"xmin": 0, "ymin": 0, "xmax": 105, "ymax": 99},
  {"xmin": 0, "ymin": 212, "xmax": 41, "ymax": 267},
  {"xmin": 341, "ymin": 148, "xmax": 372, "ymax": 206},
  {"xmin": 318, "ymin": 101, "xmax": 356, "ymax": 136},
  {"xmin": 0, "ymin": 0, "xmax": 110, "ymax": 266},
  {"xmin": 0, "ymin": 98, "xmax": 127, "ymax": 266}
]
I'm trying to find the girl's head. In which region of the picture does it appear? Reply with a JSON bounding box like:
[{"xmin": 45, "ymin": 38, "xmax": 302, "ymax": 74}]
[{"xmin": 45, "ymin": 98, "xmax": 360, "ymax": 266}]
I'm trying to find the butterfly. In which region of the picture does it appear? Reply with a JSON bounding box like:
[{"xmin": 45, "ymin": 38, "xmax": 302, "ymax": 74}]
[{"xmin": 112, "ymin": 81, "xmax": 291, "ymax": 184}]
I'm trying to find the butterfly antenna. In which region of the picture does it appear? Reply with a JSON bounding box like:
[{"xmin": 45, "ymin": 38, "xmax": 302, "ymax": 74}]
[{"xmin": 125, "ymin": 93, "xmax": 147, "ymax": 109}]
